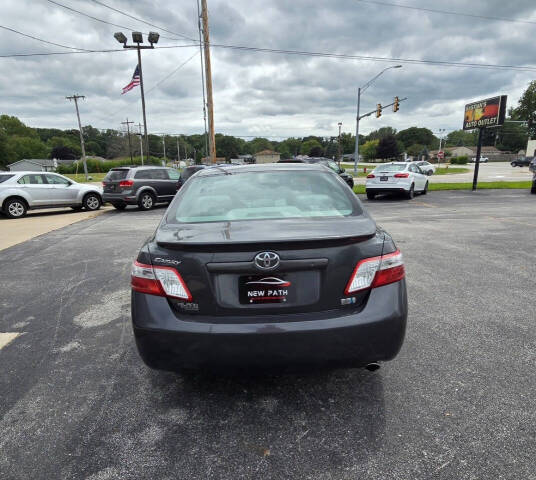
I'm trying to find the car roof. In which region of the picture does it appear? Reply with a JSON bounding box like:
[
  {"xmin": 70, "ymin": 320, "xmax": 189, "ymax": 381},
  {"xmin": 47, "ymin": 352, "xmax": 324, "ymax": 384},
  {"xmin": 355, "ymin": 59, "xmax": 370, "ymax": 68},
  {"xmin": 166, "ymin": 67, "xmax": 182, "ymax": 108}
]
[{"xmin": 195, "ymin": 162, "xmax": 330, "ymax": 177}]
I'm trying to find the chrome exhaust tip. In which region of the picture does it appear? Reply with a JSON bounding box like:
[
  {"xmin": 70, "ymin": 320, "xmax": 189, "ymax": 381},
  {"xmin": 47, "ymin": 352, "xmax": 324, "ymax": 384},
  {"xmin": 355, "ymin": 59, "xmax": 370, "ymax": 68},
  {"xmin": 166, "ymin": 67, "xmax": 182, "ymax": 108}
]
[{"xmin": 365, "ymin": 362, "xmax": 380, "ymax": 372}]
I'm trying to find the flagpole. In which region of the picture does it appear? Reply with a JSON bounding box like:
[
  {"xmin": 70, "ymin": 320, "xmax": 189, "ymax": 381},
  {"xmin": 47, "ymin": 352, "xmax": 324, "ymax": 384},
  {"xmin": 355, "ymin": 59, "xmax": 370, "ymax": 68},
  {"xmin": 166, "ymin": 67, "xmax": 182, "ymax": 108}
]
[{"xmin": 137, "ymin": 49, "xmax": 149, "ymax": 161}]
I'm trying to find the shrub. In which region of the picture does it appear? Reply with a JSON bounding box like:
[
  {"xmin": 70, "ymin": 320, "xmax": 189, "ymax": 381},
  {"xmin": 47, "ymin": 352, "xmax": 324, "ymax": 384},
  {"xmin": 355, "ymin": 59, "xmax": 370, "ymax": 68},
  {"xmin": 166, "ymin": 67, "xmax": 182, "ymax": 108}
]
[
  {"xmin": 450, "ymin": 155, "xmax": 468, "ymax": 165},
  {"xmin": 56, "ymin": 156, "xmax": 162, "ymax": 174}
]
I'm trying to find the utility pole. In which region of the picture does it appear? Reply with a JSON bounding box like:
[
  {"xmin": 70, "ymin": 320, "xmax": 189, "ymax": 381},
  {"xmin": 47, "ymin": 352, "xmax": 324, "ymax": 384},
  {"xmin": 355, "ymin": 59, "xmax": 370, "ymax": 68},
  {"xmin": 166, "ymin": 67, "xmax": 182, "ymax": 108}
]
[
  {"xmin": 337, "ymin": 122, "xmax": 342, "ymax": 165},
  {"xmin": 201, "ymin": 0, "xmax": 216, "ymax": 163},
  {"xmin": 162, "ymin": 135, "xmax": 167, "ymax": 165},
  {"xmin": 437, "ymin": 128, "xmax": 446, "ymax": 168},
  {"xmin": 121, "ymin": 118, "xmax": 134, "ymax": 163},
  {"xmin": 137, "ymin": 123, "xmax": 144, "ymax": 165},
  {"xmin": 177, "ymin": 137, "xmax": 180, "ymax": 164},
  {"xmin": 196, "ymin": 0, "xmax": 209, "ymax": 159},
  {"xmin": 66, "ymin": 94, "xmax": 88, "ymax": 180}
]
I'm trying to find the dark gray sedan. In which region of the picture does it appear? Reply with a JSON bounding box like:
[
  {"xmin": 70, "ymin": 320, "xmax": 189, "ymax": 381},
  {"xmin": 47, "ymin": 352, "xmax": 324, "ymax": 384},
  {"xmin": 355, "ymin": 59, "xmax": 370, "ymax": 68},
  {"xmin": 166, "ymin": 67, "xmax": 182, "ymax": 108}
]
[{"xmin": 131, "ymin": 163, "xmax": 407, "ymax": 372}]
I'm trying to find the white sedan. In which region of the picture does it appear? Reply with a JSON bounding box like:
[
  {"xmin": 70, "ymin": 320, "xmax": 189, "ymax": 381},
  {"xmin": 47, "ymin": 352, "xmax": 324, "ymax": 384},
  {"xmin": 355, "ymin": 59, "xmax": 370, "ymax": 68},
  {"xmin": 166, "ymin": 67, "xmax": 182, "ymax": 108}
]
[
  {"xmin": 412, "ymin": 160, "xmax": 436, "ymax": 176},
  {"xmin": 365, "ymin": 162, "xmax": 429, "ymax": 200}
]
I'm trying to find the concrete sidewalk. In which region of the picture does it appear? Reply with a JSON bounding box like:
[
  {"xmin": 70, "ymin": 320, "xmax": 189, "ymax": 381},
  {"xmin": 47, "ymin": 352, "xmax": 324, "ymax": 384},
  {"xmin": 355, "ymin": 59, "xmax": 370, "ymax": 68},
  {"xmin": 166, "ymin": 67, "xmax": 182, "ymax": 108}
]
[{"xmin": 0, "ymin": 207, "xmax": 111, "ymax": 251}]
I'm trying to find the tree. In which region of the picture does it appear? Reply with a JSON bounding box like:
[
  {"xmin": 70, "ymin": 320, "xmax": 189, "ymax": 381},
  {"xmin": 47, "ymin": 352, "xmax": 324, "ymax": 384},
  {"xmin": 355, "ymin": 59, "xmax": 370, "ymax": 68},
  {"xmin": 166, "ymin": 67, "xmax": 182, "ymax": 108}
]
[
  {"xmin": 406, "ymin": 144, "xmax": 425, "ymax": 157},
  {"xmin": 445, "ymin": 129, "xmax": 478, "ymax": 147},
  {"xmin": 365, "ymin": 126, "xmax": 397, "ymax": 142},
  {"xmin": 496, "ymin": 120, "xmax": 528, "ymax": 152},
  {"xmin": 216, "ymin": 134, "xmax": 244, "ymax": 161},
  {"xmin": 510, "ymin": 80, "xmax": 536, "ymax": 137},
  {"xmin": 309, "ymin": 145, "xmax": 324, "ymax": 157},
  {"xmin": 300, "ymin": 139, "xmax": 323, "ymax": 156},
  {"xmin": 376, "ymin": 134, "xmax": 399, "ymax": 160},
  {"xmin": 6, "ymin": 136, "xmax": 49, "ymax": 161},
  {"xmin": 361, "ymin": 139, "xmax": 379, "ymax": 161},
  {"xmin": 245, "ymin": 137, "xmax": 273, "ymax": 155},
  {"xmin": 0, "ymin": 115, "xmax": 37, "ymax": 138},
  {"xmin": 396, "ymin": 127, "xmax": 436, "ymax": 148}
]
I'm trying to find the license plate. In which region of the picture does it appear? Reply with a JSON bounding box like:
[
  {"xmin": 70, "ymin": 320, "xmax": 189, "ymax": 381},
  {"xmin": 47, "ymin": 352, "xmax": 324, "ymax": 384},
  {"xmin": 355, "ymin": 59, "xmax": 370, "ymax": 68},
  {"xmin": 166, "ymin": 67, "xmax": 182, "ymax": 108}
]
[
  {"xmin": 239, "ymin": 275, "xmax": 293, "ymax": 304},
  {"xmin": 380, "ymin": 176, "xmax": 388, "ymax": 182}
]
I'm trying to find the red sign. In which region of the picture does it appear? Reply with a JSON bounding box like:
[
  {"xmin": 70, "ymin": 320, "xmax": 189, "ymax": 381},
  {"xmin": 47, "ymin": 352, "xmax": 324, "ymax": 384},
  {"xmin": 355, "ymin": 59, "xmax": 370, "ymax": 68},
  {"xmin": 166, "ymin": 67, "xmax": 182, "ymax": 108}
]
[{"xmin": 437, "ymin": 151, "xmax": 444, "ymax": 159}]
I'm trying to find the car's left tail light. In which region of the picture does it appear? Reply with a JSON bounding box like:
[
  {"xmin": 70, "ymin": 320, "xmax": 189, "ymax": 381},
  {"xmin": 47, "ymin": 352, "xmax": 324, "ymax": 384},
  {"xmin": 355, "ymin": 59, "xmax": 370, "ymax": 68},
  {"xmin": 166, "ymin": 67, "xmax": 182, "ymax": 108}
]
[
  {"xmin": 345, "ymin": 250, "xmax": 405, "ymax": 295},
  {"xmin": 131, "ymin": 261, "xmax": 192, "ymax": 301}
]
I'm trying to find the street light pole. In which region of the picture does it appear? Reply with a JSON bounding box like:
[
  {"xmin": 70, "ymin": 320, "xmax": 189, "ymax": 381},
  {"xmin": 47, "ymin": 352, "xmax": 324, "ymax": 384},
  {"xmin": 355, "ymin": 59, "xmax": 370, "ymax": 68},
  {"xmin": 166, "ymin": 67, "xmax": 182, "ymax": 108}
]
[
  {"xmin": 121, "ymin": 118, "xmax": 134, "ymax": 163},
  {"xmin": 337, "ymin": 122, "xmax": 342, "ymax": 164},
  {"xmin": 353, "ymin": 65, "xmax": 402, "ymax": 175},
  {"xmin": 114, "ymin": 31, "xmax": 160, "ymax": 163}
]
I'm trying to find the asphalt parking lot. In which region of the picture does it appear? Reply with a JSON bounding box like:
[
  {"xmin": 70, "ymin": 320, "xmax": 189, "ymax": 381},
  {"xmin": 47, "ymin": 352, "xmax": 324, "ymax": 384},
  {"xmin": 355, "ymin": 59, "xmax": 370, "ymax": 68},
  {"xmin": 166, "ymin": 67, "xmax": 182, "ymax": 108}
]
[{"xmin": 1, "ymin": 190, "xmax": 535, "ymax": 479}]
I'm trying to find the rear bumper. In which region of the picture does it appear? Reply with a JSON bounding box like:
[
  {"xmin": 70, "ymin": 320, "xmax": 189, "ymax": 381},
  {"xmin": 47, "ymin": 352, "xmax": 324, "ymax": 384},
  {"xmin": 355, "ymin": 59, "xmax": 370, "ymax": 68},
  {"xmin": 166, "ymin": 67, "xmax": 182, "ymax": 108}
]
[
  {"xmin": 102, "ymin": 193, "xmax": 137, "ymax": 205},
  {"xmin": 131, "ymin": 280, "xmax": 408, "ymax": 371},
  {"xmin": 366, "ymin": 185, "xmax": 410, "ymax": 193}
]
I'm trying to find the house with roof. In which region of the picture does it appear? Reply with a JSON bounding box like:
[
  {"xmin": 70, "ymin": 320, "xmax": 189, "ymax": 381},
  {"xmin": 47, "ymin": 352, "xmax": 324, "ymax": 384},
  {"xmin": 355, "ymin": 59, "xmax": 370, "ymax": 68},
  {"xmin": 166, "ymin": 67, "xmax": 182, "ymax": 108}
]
[
  {"xmin": 7, "ymin": 158, "xmax": 77, "ymax": 172},
  {"xmin": 254, "ymin": 149, "xmax": 280, "ymax": 164}
]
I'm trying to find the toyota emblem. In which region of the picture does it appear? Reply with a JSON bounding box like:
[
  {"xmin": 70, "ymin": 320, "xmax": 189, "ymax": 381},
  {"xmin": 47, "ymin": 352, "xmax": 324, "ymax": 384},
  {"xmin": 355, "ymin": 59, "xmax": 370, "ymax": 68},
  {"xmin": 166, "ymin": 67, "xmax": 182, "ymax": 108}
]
[{"xmin": 254, "ymin": 252, "xmax": 280, "ymax": 271}]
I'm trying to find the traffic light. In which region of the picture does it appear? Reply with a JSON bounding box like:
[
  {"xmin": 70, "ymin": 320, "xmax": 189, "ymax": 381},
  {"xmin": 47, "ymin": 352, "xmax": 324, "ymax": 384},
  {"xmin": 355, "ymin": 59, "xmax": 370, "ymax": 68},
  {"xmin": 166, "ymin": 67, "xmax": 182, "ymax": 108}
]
[
  {"xmin": 376, "ymin": 104, "xmax": 382, "ymax": 118},
  {"xmin": 393, "ymin": 96, "xmax": 400, "ymax": 112}
]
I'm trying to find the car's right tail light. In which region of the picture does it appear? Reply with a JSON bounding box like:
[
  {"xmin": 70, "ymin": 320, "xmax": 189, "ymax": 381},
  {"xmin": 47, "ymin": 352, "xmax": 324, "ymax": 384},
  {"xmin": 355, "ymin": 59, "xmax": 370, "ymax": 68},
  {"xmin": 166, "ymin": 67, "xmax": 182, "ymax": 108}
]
[
  {"xmin": 345, "ymin": 250, "xmax": 405, "ymax": 295},
  {"xmin": 394, "ymin": 173, "xmax": 409, "ymax": 178},
  {"xmin": 119, "ymin": 179, "xmax": 134, "ymax": 187},
  {"xmin": 131, "ymin": 261, "xmax": 192, "ymax": 301}
]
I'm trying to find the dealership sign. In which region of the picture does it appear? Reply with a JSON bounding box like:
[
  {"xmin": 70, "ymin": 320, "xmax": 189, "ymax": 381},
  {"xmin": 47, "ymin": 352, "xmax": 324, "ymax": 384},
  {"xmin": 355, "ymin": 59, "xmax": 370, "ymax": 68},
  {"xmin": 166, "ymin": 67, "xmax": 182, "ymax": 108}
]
[{"xmin": 463, "ymin": 95, "xmax": 507, "ymax": 131}]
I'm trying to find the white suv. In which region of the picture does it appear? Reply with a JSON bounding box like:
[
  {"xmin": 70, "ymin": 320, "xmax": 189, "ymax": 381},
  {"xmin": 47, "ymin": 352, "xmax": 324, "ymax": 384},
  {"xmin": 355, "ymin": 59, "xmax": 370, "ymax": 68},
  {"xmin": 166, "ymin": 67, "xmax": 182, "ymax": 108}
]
[{"xmin": 0, "ymin": 171, "xmax": 103, "ymax": 218}]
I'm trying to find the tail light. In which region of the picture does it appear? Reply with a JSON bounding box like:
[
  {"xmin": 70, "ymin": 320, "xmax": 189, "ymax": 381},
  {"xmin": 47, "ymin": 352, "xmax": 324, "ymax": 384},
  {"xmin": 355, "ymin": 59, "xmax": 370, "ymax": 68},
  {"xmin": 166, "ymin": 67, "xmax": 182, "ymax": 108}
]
[
  {"xmin": 394, "ymin": 173, "xmax": 409, "ymax": 178},
  {"xmin": 366, "ymin": 173, "xmax": 375, "ymax": 178},
  {"xmin": 119, "ymin": 179, "xmax": 134, "ymax": 187},
  {"xmin": 131, "ymin": 261, "xmax": 192, "ymax": 301},
  {"xmin": 345, "ymin": 250, "xmax": 405, "ymax": 295}
]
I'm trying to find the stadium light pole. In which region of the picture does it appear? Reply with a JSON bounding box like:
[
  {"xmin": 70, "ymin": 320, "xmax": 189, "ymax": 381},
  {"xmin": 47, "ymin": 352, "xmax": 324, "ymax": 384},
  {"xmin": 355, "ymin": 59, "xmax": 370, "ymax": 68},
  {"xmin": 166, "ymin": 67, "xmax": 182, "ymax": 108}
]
[
  {"xmin": 353, "ymin": 65, "xmax": 402, "ymax": 175},
  {"xmin": 114, "ymin": 31, "xmax": 159, "ymax": 159}
]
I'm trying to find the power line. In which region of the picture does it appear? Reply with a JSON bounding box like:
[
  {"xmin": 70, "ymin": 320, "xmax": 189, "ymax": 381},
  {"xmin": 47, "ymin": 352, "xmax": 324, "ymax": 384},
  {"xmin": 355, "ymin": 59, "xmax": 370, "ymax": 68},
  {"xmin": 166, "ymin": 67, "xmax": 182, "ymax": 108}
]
[
  {"xmin": 145, "ymin": 51, "xmax": 198, "ymax": 95},
  {"xmin": 89, "ymin": 0, "xmax": 197, "ymax": 42},
  {"xmin": 210, "ymin": 43, "xmax": 536, "ymax": 72},
  {"xmin": 0, "ymin": 44, "xmax": 198, "ymax": 58},
  {"xmin": 44, "ymin": 0, "xmax": 187, "ymax": 42},
  {"xmin": 0, "ymin": 24, "xmax": 91, "ymax": 51},
  {"xmin": 354, "ymin": 0, "xmax": 536, "ymax": 26}
]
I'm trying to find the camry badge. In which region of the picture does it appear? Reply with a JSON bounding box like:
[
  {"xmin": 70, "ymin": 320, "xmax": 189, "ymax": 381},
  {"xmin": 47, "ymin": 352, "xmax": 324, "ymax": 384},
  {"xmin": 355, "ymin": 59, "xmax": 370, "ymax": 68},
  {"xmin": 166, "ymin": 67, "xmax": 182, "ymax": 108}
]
[{"xmin": 254, "ymin": 252, "xmax": 280, "ymax": 271}]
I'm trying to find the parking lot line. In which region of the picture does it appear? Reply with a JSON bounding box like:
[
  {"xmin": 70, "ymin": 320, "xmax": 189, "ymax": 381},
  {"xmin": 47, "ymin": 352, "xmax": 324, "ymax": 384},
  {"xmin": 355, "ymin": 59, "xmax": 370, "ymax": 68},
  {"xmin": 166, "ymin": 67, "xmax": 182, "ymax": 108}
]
[
  {"xmin": 412, "ymin": 200, "xmax": 436, "ymax": 208},
  {"xmin": 0, "ymin": 332, "xmax": 21, "ymax": 350}
]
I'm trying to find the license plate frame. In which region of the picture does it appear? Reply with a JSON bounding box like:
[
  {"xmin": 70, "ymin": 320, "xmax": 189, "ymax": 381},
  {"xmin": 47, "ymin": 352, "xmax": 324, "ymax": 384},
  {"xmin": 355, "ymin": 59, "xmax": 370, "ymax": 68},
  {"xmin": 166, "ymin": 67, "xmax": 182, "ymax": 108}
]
[
  {"xmin": 239, "ymin": 274, "xmax": 293, "ymax": 304},
  {"xmin": 380, "ymin": 176, "xmax": 389, "ymax": 182}
]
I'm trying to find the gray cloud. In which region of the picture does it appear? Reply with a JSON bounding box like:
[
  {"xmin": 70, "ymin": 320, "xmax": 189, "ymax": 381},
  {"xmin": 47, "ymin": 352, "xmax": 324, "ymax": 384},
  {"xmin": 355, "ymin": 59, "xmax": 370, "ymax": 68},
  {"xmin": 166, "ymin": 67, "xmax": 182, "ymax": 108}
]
[{"xmin": 1, "ymin": 0, "xmax": 535, "ymax": 139}]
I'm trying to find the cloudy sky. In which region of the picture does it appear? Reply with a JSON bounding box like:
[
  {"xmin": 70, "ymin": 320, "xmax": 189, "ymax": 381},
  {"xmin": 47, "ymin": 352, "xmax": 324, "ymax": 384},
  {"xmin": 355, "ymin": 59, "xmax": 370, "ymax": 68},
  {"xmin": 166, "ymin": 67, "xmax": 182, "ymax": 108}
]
[{"xmin": 1, "ymin": 0, "xmax": 536, "ymax": 139}]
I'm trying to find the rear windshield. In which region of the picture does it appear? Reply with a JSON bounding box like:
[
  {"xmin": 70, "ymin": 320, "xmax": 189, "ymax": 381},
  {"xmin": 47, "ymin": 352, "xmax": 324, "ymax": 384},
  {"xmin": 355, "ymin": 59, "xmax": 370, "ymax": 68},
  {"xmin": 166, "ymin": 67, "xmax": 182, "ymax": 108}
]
[
  {"xmin": 0, "ymin": 174, "xmax": 14, "ymax": 183},
  {"xmin": 373, "ymin": 164, "xmax": 406, "ymax": 172},
  {"xmin": 104, "ymin": 169, "xmax": 129, "ymax": 181},
  {"xmin": 167, "ymin": 170, "xmax": 358, "ymax": 223}
]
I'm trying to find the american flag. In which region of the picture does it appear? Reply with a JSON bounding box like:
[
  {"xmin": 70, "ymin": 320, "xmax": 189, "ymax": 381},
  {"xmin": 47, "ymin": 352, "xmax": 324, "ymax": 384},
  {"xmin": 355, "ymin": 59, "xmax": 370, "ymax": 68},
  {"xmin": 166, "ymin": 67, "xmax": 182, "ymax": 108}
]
[{"xmin": 122, "ymin": 65, "xmax": 140, "ymax": 94}]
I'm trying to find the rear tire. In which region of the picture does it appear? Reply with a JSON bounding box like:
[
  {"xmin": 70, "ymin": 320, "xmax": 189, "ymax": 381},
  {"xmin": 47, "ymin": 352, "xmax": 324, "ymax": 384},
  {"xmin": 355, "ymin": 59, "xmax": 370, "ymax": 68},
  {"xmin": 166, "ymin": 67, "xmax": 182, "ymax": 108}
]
[
  {"xmin": 366, "ymin": 191, "xmax": 376, "ymax": 200},
  {"xmin": 112, "ymin": 203, "xmax": 127, "ymax": 210},
  {"xmin": 138, "ymin": 192, "xmax": 155, "ymax": 211},
  {"xmin": 406, "ymin": 184, "xmax": 415, "ymax": 200},
  {"xmin": 531, "ymin": 181, "xmax": 536, "ymax": 194},
  {"xmin": 83, "ymin": 193, "xmax": 101, "ymax": 211},
  {"xmin": 4, "ymin": 198, "xmax": 27, "ymax": 218}
]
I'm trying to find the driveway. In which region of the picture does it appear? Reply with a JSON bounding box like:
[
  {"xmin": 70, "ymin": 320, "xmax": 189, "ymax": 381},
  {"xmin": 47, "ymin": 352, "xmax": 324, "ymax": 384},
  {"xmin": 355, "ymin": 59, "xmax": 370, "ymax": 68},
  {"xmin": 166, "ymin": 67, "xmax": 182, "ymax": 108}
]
[{"xmin": 0, "ymin": 192, "xmax": 535, "ymax": 479}]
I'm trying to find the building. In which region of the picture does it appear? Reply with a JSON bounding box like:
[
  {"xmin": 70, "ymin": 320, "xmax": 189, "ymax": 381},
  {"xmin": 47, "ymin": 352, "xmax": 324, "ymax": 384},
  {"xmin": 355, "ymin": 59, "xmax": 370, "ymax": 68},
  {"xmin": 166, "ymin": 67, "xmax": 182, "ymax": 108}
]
[
  {"xmin": 7, "ymin": 158, "xmax": 74, "ymax": 172},
  {"xmin": 254, "ymin": 150, "xmax": 280, "ymax": 164}
]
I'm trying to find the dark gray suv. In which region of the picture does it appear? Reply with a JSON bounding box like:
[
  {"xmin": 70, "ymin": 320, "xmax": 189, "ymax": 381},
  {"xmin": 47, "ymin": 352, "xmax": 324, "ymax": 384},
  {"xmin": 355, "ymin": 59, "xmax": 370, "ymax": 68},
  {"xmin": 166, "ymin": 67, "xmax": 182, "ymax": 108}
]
[{"xmin": 102, "ymin": 166, "xmax": 181, "ymax": 210}]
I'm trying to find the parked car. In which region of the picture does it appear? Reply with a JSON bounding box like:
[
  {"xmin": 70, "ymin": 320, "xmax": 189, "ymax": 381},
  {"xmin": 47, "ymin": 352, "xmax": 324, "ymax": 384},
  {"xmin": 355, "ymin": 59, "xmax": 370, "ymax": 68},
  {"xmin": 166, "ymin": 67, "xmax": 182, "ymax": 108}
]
[
  {"xmin": 131, "ymin": 163, "xmax": 407, "ymax": 372},
  {"xmin": 177, "ymin": 165, "xmax": 208, "ymax": 189},
  {"xmin": 470, "ymin": 156, "xmax": 489, "ymax": 163},
  {"xmin": 366, "ymin": 162, "xmax": 428, "ymax": 200},
  {"xmin": 279, "ymin": 158, "xmax": 354, "ymax": 188},
  {"xmin": 411, "ymin": 160, "xmax": 435, "ymax": 176},
  {"xmin": 530, "ymin": 157, "xmax": 536, "ymax": 194},
  {"xmin": 102, "ymin": 166, "xmax": 181, "ymax": 210},
  {"xmin": 511, "ymin": 157, "xmax": 532, "ymax": 167},
  {"xmin": 0, "ymin": 171, "xmax": 102, "ymax": 219}
]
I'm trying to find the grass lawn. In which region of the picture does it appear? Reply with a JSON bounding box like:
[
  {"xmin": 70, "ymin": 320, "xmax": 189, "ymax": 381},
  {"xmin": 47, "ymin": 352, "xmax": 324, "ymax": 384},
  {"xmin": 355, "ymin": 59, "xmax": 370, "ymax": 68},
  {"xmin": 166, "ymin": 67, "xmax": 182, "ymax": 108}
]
[
  {"xmin": 434, "ymin": 167, "xmax": 469, "ymax": 175},
  {"xmin": 65, "ymin": 173, "xmax": 106, "ymax": 183},
  {"xmin": 353, "ymin": 181, "xmax": 532, "ymax": 194}
]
